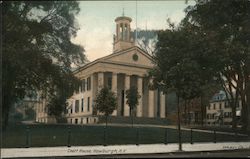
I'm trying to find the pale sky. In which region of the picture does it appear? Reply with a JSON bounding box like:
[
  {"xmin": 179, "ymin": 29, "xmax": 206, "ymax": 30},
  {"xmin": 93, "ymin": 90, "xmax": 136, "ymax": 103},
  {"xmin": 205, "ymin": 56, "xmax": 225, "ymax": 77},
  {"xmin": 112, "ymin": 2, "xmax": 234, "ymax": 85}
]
[{"xmin": 71, "ymin": 1, "xmax": 195, "ymax": 62}]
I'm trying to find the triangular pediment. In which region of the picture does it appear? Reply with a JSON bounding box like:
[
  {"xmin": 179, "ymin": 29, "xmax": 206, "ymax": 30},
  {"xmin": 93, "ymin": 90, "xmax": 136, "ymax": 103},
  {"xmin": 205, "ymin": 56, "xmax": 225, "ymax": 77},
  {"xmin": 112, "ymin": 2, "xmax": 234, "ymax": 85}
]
[{"xmin": 100, "ymin": 46, "xmax": 154, "ymax": 68}]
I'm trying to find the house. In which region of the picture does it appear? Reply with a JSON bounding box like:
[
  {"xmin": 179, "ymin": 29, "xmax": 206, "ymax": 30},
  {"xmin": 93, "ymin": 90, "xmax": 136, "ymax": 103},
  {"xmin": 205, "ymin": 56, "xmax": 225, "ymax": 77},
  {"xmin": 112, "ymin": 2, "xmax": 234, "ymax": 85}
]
[{"xmin": 206, "ymin": 90, "xmax": 242, "ymax": 126}]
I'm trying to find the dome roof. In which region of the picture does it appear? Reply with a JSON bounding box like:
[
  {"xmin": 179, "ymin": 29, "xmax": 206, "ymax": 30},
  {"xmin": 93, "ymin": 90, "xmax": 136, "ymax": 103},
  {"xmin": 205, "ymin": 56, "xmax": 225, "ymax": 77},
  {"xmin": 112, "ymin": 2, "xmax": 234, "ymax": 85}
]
[{"xmin": 115, "ymin": 16, "xmax": 132, "ymax": 22}]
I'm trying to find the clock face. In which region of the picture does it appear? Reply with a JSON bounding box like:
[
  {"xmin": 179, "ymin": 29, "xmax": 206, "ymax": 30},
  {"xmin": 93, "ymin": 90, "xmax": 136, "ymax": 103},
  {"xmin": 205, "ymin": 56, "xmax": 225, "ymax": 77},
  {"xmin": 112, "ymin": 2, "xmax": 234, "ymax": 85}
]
[{"xmin": 133, "ymin": 54, "xmax": 138, "ymax": 61}]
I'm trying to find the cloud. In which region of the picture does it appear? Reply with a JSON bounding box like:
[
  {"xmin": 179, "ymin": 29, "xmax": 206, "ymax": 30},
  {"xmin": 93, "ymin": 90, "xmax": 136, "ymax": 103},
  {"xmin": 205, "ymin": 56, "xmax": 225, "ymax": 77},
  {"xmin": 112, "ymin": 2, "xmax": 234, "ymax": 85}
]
[
  {"xmin": 72, "ymin": 15, "xmax": 114, "ymax": 61},
  {"xmin": 71, "ymin": 1, "xmax": 189, "ymax": 62}
]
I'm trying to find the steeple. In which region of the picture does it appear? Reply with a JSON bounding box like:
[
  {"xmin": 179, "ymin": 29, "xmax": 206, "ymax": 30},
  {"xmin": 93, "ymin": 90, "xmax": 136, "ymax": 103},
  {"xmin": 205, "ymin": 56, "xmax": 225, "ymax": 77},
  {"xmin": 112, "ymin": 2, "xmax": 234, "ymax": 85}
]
[{"xmin": 113, "ymin": 13, "xmax": 134, "ymax": 53}]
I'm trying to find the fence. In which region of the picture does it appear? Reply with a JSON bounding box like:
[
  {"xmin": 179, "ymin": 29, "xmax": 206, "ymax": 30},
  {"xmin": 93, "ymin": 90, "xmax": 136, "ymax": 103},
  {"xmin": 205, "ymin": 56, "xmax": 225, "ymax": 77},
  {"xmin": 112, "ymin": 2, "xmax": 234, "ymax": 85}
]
[{"xmin": 3, "ymin": 124, "xmax": 249, "ymax": 148}]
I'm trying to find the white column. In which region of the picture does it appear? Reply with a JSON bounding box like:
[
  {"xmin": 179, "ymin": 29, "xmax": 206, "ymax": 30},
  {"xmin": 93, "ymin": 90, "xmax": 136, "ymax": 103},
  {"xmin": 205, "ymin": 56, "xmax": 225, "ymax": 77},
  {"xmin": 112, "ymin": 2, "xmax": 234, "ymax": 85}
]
[
  {"xmin": 148, "ymin": 90, "xmax": 155, "ymax": 117},
  {"xmin": 90, "ymin": 74, "xmax": 94, "ymax": 113},
  {"xmin": 98, "ymin": 72, "xmax": 104, "ymax": 92},
  {"xmin": 137, "ymin": 76, "xmax": 143, "ymax": 117},
  {"xmin": 160, "ymin": 91, "xmax": 166, "ymax": 118},
  {"xmin": 112, "ymin": 72, "xmax": 118, "ymax": 116},
  {"xmin": 124, "ymin": 74, "xmax": 130, "ymax": 116}
]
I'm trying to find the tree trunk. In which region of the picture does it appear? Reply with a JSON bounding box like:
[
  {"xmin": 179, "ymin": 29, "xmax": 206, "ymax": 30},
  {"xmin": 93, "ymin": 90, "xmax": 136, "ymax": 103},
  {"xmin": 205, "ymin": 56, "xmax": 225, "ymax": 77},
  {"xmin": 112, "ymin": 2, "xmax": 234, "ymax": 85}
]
[
  {"xmin": 241, "ymin": 97, "xmax": 247, "ymax": 131},
  {"xmin": 189, "ymin": 100, "xmax": 192, "ymax": 125},
  {"xmin": 200, "ymin": 96, "xmax": 204, "ymax": 127},
  {"xmin": 184, "ymin": 100, "xmax": 187, "ymax": 125},
  {"xmin": 132, "ymin": 109, "xmax": 134, "ymax": 128},
  {"xmin": 247, "ymin": 81, "xmax": 250, "ymax": 131},
  {"xmin": 3, "ymin": 88, "xmax": 13, "ymax": 131},
  {"xmin": 177, "ymin": 95, "xmax": 182, "ymax": 151},
  {"xmin": 3, "ymin": 106, "xmax": 10, "ymax": 131},
  {"xmin": 105, "ymin": 115, "xmax": 108, "ymax": 128},
  {"xmin": 231, "ymin": 87, "xmax": 239, "ymax": 131}
]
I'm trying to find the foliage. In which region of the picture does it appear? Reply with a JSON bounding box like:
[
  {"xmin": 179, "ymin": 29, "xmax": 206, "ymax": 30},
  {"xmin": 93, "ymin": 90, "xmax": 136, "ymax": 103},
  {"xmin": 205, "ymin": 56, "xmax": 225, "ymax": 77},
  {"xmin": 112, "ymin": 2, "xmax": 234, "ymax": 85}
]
[
  {"xmin": 2, "ymin": 1, "xmax": 85, "ymax": 128},
  {"xmin": 95, "ymin": 87, "xmax": 117, "ymax": 126},
  {"xmin": 125, "ymin": 86, "xmax": 141, "ymax": 127},
  {"xmin": 131, "ymin": 29, "xmax": 158, "ymax": 54},
  {"xmin": 151, "ymin": 26, "xmax": 209, "ymax": 102},
  {"xmin": 151, "ymin": 0, "xmax": 250, "ymax": 130},
  {"xmin": 184, "ymin": 0, "xmax": 250, "ymax": 130},
  {"xmin": 24, "ymin": 107, "xmax": 36, "ymax": 120},
  {"xmin": 125, "ymin": 86, "xmax": 141, "ymax": 112},
  {"xmin": 13, "ymin": 113, "xmax": 24, "ymax": 122}
]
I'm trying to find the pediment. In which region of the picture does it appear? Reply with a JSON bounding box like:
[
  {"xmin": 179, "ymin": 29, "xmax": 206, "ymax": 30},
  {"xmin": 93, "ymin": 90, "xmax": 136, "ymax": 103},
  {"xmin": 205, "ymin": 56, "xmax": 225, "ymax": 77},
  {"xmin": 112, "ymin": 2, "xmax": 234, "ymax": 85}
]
[{"xmin": 101, "ymin": 47, "xmax": 154, "ymax": 68}]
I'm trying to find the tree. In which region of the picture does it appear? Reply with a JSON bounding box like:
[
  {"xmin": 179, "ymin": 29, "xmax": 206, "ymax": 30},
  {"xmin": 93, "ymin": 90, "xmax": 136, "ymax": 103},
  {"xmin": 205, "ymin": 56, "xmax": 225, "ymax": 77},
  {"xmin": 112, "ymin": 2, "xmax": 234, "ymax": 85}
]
[
  {"xmin": 2, "ymin": 1, "xmax": 85, "ymax": 129},
  {"xmin": 125, "ymin": 86, "xmax": 141, "ymax": 127},
  {"xmin": 95, "ymin": 87, "xmax": 117, "ymax": 127},
  {"xmin": 24, "ymin": 106, "xmax": 36, "ymax": 120},
  {"xmin": 150, "ymin": 13, "xmax": 224, "ymax": 150},
  {"xmin": 184, "ymin": 0, "xmax": 250, "ymax": 131},
  {"xmin": 131, "ymin": 29, "xmax": 158, "ymax": 55}
]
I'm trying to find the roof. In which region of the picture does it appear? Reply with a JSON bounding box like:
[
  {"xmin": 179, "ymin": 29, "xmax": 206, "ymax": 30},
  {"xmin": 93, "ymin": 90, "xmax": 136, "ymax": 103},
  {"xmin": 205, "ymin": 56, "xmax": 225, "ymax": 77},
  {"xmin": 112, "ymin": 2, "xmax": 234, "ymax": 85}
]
[
  {"xmin": 73, "ymin": 46, "xmax": 153, "ymax": 74},
  {"xmin": 115, "ymin": 16, "xmax": 132, "ymax": 22},
  {"xmin": 210, "ymin": 90, "xmax": 227, "ymax": 102},
  {"xmin": 209, "ymin": 90, "xmax": 241, "ymax": 103}
]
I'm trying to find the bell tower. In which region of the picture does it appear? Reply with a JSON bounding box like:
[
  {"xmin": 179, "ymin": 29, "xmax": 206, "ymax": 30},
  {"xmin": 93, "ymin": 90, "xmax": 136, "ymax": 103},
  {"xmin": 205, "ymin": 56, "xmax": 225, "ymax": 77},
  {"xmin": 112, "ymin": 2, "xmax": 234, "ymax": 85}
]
[{"xmin": 113, "ymin": 13, "xmax": 134, "ymax": 53}]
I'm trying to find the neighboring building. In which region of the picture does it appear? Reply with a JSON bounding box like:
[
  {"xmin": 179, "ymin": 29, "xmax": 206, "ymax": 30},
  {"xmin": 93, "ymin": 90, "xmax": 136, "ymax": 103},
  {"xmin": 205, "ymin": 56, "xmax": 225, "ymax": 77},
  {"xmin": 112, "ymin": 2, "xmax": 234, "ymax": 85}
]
[
  {"xmin": 11, "ymin": 91, "xmax": 42, "ymax": 122},
  {"xmin": 33, "ymin": 91, "xmax": 57, "ymax": 123},
  {"xmin": 206, "ymin": 90, "xmax": 242, "ymax": 126},
  {"xmin": 35, "ymin": 97, "xmax": 56, "ymax": 124},
  {"xmin": 65, "ymin": 15, "xmax": 167, "ymax": 124},
  {"xmin": 183, "ymin": 98, "xmax": 202, "ymax": 125}
]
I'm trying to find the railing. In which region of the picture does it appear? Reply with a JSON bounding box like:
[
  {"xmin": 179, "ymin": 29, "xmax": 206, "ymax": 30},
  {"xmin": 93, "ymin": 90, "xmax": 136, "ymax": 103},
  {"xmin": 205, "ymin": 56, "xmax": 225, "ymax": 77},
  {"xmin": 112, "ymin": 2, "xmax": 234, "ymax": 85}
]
[{"xmin": 3, "ymin": 124, "xmax": 248, "ymax": 148}]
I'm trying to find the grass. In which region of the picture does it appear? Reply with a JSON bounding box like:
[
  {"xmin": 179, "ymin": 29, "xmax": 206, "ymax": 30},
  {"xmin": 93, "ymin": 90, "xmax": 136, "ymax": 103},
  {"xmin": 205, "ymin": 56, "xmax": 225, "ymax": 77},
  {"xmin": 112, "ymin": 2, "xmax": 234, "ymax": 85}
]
[{"xmin": 2, "ymin": 124, "xmax": 249, "ymax": 148}]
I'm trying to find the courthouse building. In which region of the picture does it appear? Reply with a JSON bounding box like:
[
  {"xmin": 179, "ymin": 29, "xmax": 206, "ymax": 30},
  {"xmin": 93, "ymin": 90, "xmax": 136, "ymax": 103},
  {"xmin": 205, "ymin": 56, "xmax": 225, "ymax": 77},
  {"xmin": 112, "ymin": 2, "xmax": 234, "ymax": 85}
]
[{"xmin": 36, "ymin": 15, "xmax": 167, "ymax": 124}]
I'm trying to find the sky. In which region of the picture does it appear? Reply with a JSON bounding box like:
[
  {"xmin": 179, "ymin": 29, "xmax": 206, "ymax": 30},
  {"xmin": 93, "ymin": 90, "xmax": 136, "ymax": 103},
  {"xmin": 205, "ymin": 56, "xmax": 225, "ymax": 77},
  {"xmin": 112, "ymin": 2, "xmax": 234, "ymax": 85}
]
[{"xmin": 71, "ymin": 1, "xmax": 195, "ymax": 62}]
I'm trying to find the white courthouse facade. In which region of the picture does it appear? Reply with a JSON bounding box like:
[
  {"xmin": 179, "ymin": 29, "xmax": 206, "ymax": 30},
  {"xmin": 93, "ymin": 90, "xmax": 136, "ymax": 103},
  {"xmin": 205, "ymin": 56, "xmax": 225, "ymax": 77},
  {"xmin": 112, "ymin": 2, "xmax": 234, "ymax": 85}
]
[{"xmin": 36, "ymin": 15, "xmax": 167, "ymax": 124}]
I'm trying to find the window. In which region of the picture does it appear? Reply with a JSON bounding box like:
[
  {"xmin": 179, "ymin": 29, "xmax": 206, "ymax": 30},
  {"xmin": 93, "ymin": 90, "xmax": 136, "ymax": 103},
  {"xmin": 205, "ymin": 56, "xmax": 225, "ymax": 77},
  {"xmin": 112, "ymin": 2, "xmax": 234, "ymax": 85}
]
[
  {"xmin": 229, "ymin": 112, "xmax": 232, "ymax": 117},
  {"xmin": 120, "ymin": 24, "xmax": 123, "ymax": 40},
  {"xmin": 225, "ymin": 101, "xmax": 229, "ymax": 108},
  {"xmin": 219, "ymin": 103, "xmax": 222, "ymax": 109},
  {"xmin": 124, "ymin": 24, "xmax": 128, "ymax": 40},
  {"xmin": 87, "ymin": 97, "xmax": 90, "ymax": 111},
  {"xmin": 75, "ymin": 100, "xmax": 79, "ymax": 113},
  {"xmin": 87, "ymin": 77, "xmax": 91, "ymax": 90},
  {"xmin": 236, "ymin": 101, "xmax": 240, "ymax": 108},
  {"xmin": 75, "ymin": 119, "xmax": 78, "ymax": 124},
  {"xmin": 70, "ymin": 109, "xmax": 72, "ymax": 114},
  {"xmin": 224, "ymin": 112, "xmax": 228, "ymax": 118},
  {"xmin": 212, "ymin": 113, "xmax": 216, "ymax": 119},
  {"xmin": 81, "ymin": 98, "xmax": 84, "ymax": 112},
  {"xmin": 75, "ymin": 83, "xmax": 79, "ymax": 94},
  {"xmin": 82, "ymin": 79, "xmax": 85, "ymax": 92},
  {"xmin": 213, "ymin": 104, "xmax": 216, "ymax": 109},
  {"xmin": 108, "ymin": 77, "xmax": 112, "ymax": 90}
]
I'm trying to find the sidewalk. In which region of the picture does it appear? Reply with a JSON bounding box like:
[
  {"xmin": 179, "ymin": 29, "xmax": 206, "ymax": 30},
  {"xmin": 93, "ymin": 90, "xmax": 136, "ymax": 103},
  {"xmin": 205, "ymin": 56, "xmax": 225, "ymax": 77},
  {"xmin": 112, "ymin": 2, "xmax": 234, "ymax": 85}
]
[{"xmin": 2, "ymin": 142, "xmax": 250, "ymax": 158}]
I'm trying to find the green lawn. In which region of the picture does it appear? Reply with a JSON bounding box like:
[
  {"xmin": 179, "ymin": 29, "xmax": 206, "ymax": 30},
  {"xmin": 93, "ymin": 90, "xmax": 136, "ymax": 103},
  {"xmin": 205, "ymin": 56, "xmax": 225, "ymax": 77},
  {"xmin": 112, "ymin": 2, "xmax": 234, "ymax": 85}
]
[{"xmin": 2, "ymin": 124, "xmax": 249, "ymax": 148}]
